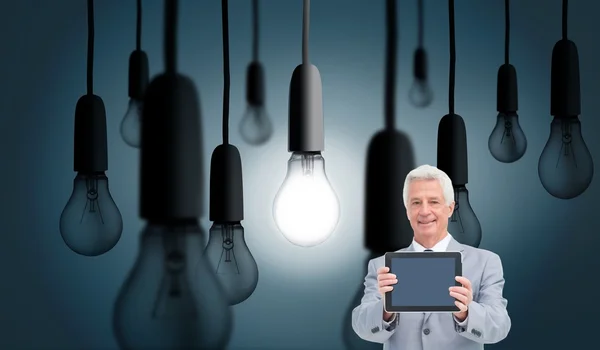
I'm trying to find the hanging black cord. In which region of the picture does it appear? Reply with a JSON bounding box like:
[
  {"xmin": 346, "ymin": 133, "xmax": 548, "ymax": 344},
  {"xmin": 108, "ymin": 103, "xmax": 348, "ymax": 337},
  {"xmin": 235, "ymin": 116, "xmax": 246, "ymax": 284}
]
[
  {"xmin": 562, "ymin": 0, "xmax": 568, "ymax": 39},
  {"xmin": 136, "ymin": 0, "xmax": 142, "ymax": 50},
  {"xmin": 385, "ymin": 0, "xmax": 397, "ymax": 130},
  {"xmin": 222, "ymin": 0, "xmax": 231, "ymax": 145},
  {"xmin": 448, "ymin": 0, "xmax": 455, "ymax": 114},
  {"xmin": 302, "ymin": 0, "xmax": 310, "ymax": 64},
  {"xmin": 252, "ymin": 0, "xmax": 259, "ymax": 61},
  {"xmin": 504, "ymin": 0, "xmax": 509, "ymax": 64},
  {"xmin": 417, "ymin": 0, "xmax": 424, "ymax": 48},
  {"xmin": 165, "ymin": 0, "xmax": 177, "ymax": 74},
  {"xmin": 87, "ymin": 0, "xmax": 94, "ymax": 95}
]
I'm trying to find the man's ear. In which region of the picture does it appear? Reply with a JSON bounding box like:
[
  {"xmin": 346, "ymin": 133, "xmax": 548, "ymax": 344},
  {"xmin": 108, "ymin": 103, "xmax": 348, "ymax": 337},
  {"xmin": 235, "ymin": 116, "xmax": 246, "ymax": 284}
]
[{"xmin": 448, "ymin": 201, "xmax": 455, "ymax": 217}]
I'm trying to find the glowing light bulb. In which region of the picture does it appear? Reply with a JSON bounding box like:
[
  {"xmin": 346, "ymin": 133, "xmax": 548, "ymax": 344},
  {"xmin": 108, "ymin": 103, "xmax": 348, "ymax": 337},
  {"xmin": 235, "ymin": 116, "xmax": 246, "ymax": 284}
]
[
  {"xmin": 113, "ymin": 221, "xmax": 232, "ymax": 349},
  {"xmin": 538, "ymin": 116, "xmax": 593, "ymax": 199},
  {"xmin": 239, "ymin": 104, "xmax": 273, "ymax": 145},
  {"xmin": 488, "ymin": 112, "xmax": 527, "ymax": 163},
  {"xmin": 59, "ymin": 172, "xmax": 123, "ymax": 256},
  {"xmin": 448, "ymin": 186, "xmax": 481, "ymax": 248},
  {"xmin": 408, "ymin": 78, "xmax": 433, "ymax": 108},
  {"xmin": 273, "ymin": 152, "xmax": 340, "ymax": 247},
  {"xmin": 204, "ymin": 222, "xmax": 259, "ymax": 305},
  {"xmin": 120, "ymin": 98, "xmax": 143, "ymax": 148}
]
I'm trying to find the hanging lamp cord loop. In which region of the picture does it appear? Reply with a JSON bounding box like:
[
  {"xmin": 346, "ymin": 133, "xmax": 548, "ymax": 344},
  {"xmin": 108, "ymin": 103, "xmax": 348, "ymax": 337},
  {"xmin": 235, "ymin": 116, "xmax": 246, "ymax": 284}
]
[
  {"xmin": 448, "ymin": 0, "xmax": 456, "ymax": 115},
  {"xmin": 164, "ymin": 0, "xmax": 177, "ymax": 75},
  {"xmin": 87, "ymin": 0, "xmax": 94, "ymax": 96},
  {"xmin": 136, "ymin": 0, "xmax": 142, "ymax": 51},
  {"xmin": 504, "ymin": 0, "xmax": 510, "ymax": 64},
  {"xmin": 222, "ymin": 0, "xmax": 231, "ymax": 145},
  {"xmin": 302, "ymin": 0, "xmax": 310, "ymax": 64},
  {"xmin": 562, "ymin": 0, "xmax": 568, "ymax": 40},
  {"xmin": 252, "ymin": 0, "xmax": 259, "ymax": 62},
  {"xmin": 385, "ymin": 0, "xmax": 397, "ymax": 130}
]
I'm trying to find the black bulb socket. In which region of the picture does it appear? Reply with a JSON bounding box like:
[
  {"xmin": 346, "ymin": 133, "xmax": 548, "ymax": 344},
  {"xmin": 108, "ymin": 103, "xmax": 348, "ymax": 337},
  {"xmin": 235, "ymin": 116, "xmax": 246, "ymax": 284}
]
[
  {"xmin": 437, "ymin": 113, "xmax": 468, "ymax": 186},
  {"xmin": 288, "ymin": 63, "xmax": 324, "ymax": 152},
  {"xmin": 74, "ymin": 94, "xmax": 108, "ymax": 173},
  {"xmin": 140, "ymin": 73, "xmax": 204, "ymax": 221},
  {"xmin": 246, "ymin": 61, "xmax": 265, "ymax": 107},
  {"xmin": 496, "ymin": 63, "xmax": 518, "ymax": 113},
  {"xmin": 413, "ymin": 47, "xmax": 428, "ymax": 80},
  {"xmin": 365, "ymin": 129, "xmax": 416, "ymax": 253},
  {"xmin": 551, "ymin": 39, "xmax": 581, "ymax": 117},
  {"xmin": 128, "ymin": 50, "xmax": 150, "ymax": 100},
  {"xmin": 209, "ymin": 144, "xmax": 244, "ymax": 223}
]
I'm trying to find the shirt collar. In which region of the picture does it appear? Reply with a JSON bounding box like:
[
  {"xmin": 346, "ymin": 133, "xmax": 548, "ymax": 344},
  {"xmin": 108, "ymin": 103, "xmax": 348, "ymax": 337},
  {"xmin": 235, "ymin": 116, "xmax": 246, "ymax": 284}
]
[{"xmin": 412, "ymin": 233, "xmax": 453, "ymax": 252}]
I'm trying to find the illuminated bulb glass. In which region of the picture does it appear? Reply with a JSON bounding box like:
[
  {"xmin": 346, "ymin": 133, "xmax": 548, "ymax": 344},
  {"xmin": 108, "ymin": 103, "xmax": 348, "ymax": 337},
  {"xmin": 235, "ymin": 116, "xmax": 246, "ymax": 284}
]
[
  {"xmin": 538, "ymin": 116, "xmax": 594, "ymax": 199},
  {"xmin": 204, "ymin": 222, "xmax": 259, "ymax": 305},
  {"xmin": 408, "ymin": 78, "xmax": 433, "ymax": 108},
  {"xmin": 273, "ymin": 152, "xmax": 340, "ymax": 247},
  {"xmin": 239, "ymin": 104, "xmax": 273, "ymax": 145},
  {"xmin": 59, "ymin": 172, "xmax": 123, "ymax": 256},
  {"xmin": 120, "ymin": 99, "xmax": 143, "ymax": 148},
  {"xmin": 448, "ymin": 186, "xmax": 481, "ymax": 248},
  {"xmin": 488, "ymin": 112, "xmax": 527, "ymax": 163}
]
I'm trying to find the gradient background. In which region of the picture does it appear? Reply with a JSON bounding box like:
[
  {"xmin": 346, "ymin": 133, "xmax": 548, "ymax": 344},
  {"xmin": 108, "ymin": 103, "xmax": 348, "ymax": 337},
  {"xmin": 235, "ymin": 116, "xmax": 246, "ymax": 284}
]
[{"xmin": 1, "ymin": 0, "xmax": 599, "ymax": 349}]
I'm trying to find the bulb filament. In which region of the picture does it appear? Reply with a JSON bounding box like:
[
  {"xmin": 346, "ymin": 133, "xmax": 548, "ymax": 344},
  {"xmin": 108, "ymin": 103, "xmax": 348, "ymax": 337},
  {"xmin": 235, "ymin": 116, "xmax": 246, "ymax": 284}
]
[
  {"xmin": 217, "ymin": 225, "xmax": 240, "ymax": 274},
  {"xmin": 301, "ymin": 154, "xmax": 315, "ymax": 177},
  {"xmin": 450, "ymin": 188, "xmax": 464, "ymax": 233},
  {"xmin": 80, "ymin": 177, "xmax": 104, "ymax": 224},
  {"xmin": 558, "ymin": 119, "xmax": 576, "ymax": 168},
  {"xmin": 501, "ymin": 118, "xmax": 515, "ymax": 145}
]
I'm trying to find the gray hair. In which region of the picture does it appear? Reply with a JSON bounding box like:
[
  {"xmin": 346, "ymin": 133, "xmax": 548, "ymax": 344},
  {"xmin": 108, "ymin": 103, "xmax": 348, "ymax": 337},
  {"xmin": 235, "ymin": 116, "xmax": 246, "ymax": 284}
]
[{"xmin": 402, "ymin": 164, "xmax": 454, "ymax": 207}]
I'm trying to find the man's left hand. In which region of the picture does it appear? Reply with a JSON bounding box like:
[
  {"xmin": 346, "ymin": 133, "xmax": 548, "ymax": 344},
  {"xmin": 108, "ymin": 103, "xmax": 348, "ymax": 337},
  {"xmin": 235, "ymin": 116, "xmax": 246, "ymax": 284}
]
[{"xmin": 449, "ymin": 276, "xmax": 473, "ymax": 322}]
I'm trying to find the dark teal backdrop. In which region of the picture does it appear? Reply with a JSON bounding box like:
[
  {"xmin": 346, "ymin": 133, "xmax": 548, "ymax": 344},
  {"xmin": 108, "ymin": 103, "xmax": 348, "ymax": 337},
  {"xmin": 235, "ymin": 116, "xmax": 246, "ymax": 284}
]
[{"xmin": 1, "ymin": 0, "xmax": 598, "ymax": 349}]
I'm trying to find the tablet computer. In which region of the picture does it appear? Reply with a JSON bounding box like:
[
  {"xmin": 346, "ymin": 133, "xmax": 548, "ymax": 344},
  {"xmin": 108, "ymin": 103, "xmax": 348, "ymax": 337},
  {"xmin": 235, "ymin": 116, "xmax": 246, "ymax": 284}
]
[{"xmin": 384, "ymin": 251, "xmax": 462, "ymax": 313}]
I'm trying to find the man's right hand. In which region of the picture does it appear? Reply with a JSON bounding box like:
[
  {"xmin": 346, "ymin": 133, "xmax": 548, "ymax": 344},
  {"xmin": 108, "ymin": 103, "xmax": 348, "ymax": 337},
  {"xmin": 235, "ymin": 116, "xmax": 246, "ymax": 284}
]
[{"xmin": 377, "ymin": 266, "xmax": 398, "ymax": 322}]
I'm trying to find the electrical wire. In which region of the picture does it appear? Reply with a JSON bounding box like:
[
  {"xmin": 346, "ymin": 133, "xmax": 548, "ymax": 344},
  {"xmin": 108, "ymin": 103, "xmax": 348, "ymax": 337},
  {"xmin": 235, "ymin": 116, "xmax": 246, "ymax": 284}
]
[
  {"xmin": 302, "ymin": 0, "xmax": 310, "ymax": 64},
  {"xmin": 562, "ymin": 0, "xmax": 568, "ymax": 39},
  {"xmin": 136, "ymin": 0, "xmax": 142, "ymax": 51},
  {"xmin": 417, "ymin": 0, "xmax": 424, "ymax": 48},
  {"xmin": 87, "ymin": 0, "xmax": 94, "ymax": 95},
  {"xmin": 385, "ymin": 0, "xmax": 397, "ymax": 130},
  {"xmin": 165, "ymin": 0, "xmax": 177, "ymax": 74},
  {"xmin": 222, "ymin": 0, "xmax": 231, "ymax": 145},
  {"xmin": 448, "ymin": 0, "xmax": 456, "ymax": 114},
  {"xmin": 252, "ymin": 0, "xmax": 259, "ymax": 62},
  {"xmin": 504, "ymin": 0, "xmax": 510, "ymax": 64}
]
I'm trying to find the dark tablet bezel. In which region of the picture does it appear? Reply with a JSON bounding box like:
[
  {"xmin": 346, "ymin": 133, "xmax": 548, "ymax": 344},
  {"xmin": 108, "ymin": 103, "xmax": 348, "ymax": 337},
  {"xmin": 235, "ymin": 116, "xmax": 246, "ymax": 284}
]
[{"xmin": 384, "ymin": 251, "xmax": 462, "ymax": 313}]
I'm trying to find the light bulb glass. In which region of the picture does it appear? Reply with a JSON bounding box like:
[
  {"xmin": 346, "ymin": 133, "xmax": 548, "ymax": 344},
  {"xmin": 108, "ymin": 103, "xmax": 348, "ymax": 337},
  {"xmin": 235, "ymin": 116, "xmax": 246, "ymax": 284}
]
[
  {"xmin": 59, "ymin": 172, "xmax": 123, "ymax": 256},
  {"xmin": 488, "ymin": 112, "xmax": 527, "ymax": 163},
  {"xmin": 239, "ymin": 104, "xmax": 273, "ymax": 146},
  {"xmin": 408, "ymin": 78, "xmax": 433, "ymax": 108},
  {"xmin": 113, "ymin": 221, "xmax": 232, "ymax": 349},
  {"xmin": 448, "ymin": 186, "xmax": 481, "ymax": 248},
  {"xmin": 120, "ymin": 99, "xmax": 143, "ymax": 148},
  {"xmin": 273, "ymin": 152, "xmax": 340, "ymax": 247},
  {"xmin": 204, "ymin": 222, "xmax": 259, "ymax": 305},
  {"xmin": 538, "ymin": 116, "xmax": 594, "ymax": 199}
]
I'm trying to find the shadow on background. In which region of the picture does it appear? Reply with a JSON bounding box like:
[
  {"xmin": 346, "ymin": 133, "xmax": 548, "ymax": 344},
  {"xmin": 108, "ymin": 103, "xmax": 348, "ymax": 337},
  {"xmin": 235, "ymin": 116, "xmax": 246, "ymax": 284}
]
[{"xmin": 341, "ymin": 128, "xmax": 416, "ymax": 348}]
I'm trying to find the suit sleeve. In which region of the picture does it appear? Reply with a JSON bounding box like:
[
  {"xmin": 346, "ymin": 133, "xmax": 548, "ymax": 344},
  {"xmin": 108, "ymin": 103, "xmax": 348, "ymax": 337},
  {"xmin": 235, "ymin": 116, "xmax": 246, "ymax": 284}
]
[
  {"xmin": 455, "ymin": 253, "xmax": 512, "ymax": 344},
  {"xmin": 351, "ymin": 258, "xmax": 399, "ymax": 343}
]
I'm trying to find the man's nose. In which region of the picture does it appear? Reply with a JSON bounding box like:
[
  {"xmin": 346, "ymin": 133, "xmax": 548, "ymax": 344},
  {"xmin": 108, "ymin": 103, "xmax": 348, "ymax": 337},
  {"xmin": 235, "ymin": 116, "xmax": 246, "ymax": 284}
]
[{"xmin": 418, "ymin": 204, "xmax": 432, "ymax": 215}]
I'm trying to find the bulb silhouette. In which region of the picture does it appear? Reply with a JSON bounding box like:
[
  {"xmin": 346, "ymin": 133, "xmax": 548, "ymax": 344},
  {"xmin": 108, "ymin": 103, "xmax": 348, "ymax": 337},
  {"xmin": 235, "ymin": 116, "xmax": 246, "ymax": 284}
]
[
  {"xmin": 120, "ymin": 98, "xmax": 143, "ymax": 148},
  {"xmin": 408, "ymin": 78, "xmax": 433, "ymax": 108},
  {"xmin": 538, "ymin": 116, "xmax": 594, "ymax": 199},
  {"xmin": 59, "ymin": 172, "xmax": 123, "ymax": 256},
  {"xmin": 273, "ymin": 152, "xmax": 340, "ymax": 247},
  {"xmin": 239, "ymin": 104, "xmax": 273, "ymax": 145},
  {"xmin": 448, "ymin": 186, "xmax": 481, "ymax": 248},
  {"xmin": 113, "ymin": 221, "xmax": 232, "ymax": 349},
  {"xmin": 204, "ymin": 222, "xmax": 259, "ymax": 305},
  {"xmin": 488, "ymin": 112, "xmax": 527, "ymax": 163}
]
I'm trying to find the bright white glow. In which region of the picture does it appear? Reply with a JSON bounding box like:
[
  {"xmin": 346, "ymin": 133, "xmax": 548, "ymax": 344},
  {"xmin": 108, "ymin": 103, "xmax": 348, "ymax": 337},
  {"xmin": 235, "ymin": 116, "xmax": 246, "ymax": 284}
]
[{"xmin": 273, "ymin": 152, "xmax": 340, "ymax": 247}]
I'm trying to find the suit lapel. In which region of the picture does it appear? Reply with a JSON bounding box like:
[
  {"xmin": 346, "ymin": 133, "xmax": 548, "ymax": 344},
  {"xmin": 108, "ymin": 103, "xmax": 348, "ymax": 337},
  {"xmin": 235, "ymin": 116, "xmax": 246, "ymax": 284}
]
[{"xmin": 423, "ymin": 238, "xmax": 465, "ymax": 324}]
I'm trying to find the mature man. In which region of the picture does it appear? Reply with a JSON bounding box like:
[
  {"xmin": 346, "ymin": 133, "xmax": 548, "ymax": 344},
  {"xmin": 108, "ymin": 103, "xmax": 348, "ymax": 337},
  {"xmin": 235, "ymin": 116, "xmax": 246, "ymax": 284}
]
[{"xmin": 351, "ymin": 164, "xmax": 511, "ymax": 349}]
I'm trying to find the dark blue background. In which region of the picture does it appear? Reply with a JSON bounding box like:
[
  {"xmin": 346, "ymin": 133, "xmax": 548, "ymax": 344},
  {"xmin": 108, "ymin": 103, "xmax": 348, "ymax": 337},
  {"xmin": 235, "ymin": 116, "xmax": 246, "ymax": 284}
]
[
  {"xmin": 391, "ymin": 257, "xmax": 456, "ymax": 307},
  {"xmin": 1, "ymin": 0, "xmax": 599, "ymax": 349}
]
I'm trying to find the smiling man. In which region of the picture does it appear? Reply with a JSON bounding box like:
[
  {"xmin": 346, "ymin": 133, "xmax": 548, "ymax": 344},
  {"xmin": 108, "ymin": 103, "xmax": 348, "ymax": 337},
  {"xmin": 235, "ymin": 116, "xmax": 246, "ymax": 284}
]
[{"xmin": 351, "ymin": 164, "xmax": 511, "ymax": 350}]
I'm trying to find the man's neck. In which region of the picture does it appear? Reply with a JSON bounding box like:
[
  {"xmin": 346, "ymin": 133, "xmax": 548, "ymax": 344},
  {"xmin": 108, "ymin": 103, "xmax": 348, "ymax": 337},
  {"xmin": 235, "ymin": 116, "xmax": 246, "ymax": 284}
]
[{"xmin": 414, "ymin": 232, "xmax": 449, "ymax": 249}]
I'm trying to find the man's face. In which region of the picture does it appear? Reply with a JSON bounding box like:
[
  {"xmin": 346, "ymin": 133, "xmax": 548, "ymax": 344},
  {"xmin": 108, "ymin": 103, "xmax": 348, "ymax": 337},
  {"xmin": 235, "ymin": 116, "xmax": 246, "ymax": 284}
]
[{"xmin": 406, "ymin": 179, "xmax": 454, "ymax": 240}]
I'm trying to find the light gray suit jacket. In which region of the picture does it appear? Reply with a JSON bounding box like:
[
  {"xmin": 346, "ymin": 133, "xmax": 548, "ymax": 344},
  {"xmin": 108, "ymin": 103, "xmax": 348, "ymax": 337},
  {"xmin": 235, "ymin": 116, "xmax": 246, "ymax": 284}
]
[{"xmin": 351, "ymin": 238, "xmax": 511, "ymax": 349}]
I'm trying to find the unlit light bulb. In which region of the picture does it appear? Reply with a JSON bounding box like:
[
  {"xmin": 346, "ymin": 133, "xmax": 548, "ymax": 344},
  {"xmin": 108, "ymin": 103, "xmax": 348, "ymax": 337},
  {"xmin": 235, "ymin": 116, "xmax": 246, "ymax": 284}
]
[
  {"xmin": 59, "ymin": 172, "xmax": 123, "ymax": 256},
  {"xmin": 239, "ymin": 104, "xmax": 273, "ymax": 145},
  {"xmin": 408, "ymin": 78, "xmax": 433, "ymax": 108},
  {"xmin": 538, "ymin": 116, "xmax": 593, "ymax": 199},
  {"xmin": 488, "ymin": 112, "xmax": 527, "ymax": 163},
  {"xmin": 273, "ymin": 152, "xmax": 340, "ymax": 247},
  {"xmin": 204, "ymin": 222, "xmax": 259, "ymax": 305},
  {"xmin": 120, "ymin": 99, "xmax": 143, "ymax": 148},
  {"xmin": 448, "ymin": 186, "xmax": 481, "ymax": 248}
]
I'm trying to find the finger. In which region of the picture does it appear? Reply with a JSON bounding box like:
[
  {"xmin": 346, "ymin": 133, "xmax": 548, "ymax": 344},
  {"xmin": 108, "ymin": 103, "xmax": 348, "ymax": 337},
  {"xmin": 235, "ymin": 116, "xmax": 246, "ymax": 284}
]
[
  {"xmin": 377, "ymin": 273, "xmax": 396, "ymax": 282},
  {"xmin": 377, "ymin": 267, "xmax": 390, "ymax": 274},
  {"xmin": 379, "ymin": 278, "xmax": 398, "ymax": 288},
  {"xmin": 379, "ymin": 286, "xmax": 394, "ymax": 294},
  {"xmin": 450, "ymin": 291, "xmax": 468, "ymax": 305},
  {"xmin": 455, "ymin": 301, "xmax": 468, "ymax": 312},
  {"xmin": 449, "ymin": 286, "xmax": 469, "ymax": 295},
  {"xmin": 455, "ymin": 276, "xmax": 472, "ymax": 290}
]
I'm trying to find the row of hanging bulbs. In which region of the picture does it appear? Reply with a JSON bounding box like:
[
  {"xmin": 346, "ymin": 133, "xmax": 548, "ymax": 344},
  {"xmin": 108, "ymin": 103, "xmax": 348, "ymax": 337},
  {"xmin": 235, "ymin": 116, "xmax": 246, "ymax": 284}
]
[{"xmin": 57, "ymin": 0, "xmax": 594, "ymax": 348}]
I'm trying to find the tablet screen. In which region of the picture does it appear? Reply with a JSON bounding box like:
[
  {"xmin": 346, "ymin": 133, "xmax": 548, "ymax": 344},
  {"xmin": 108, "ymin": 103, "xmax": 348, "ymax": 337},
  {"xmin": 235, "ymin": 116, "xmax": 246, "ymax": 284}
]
[{"xmin": 389, "ymin": 255, "xmax": 458, "ymax": 309}]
